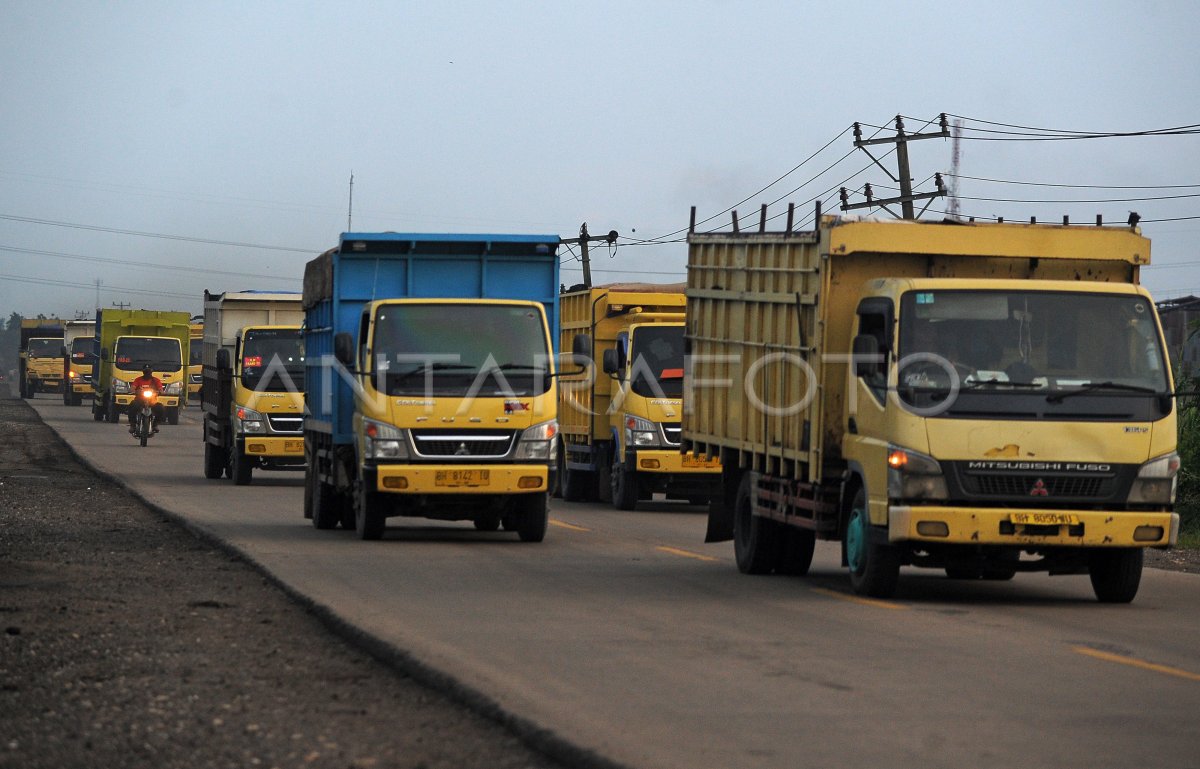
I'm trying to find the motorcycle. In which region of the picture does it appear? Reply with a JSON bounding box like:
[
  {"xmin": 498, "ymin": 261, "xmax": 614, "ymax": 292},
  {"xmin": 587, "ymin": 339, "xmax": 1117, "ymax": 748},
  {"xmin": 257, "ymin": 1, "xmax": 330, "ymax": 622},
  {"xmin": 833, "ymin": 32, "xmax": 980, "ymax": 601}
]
[{"xmin": 131, "ymin": 387, "xmax": 159, "ymax": 447}]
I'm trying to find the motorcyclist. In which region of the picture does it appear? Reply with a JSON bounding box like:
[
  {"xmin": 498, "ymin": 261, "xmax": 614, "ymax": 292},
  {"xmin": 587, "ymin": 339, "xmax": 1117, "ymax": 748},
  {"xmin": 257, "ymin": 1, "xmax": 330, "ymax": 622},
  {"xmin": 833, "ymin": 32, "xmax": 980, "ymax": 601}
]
[{"xmin": 129, "ymin": 365, "xmax": 164, "ymax": 434}]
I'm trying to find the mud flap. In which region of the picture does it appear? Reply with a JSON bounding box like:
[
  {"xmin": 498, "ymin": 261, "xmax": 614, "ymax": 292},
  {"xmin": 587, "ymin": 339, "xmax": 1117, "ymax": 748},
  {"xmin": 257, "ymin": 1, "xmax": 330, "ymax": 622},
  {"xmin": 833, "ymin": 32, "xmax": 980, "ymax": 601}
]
[{"xmin": 704, "ymin": 462, "xmax": 740, "ymax": 543}]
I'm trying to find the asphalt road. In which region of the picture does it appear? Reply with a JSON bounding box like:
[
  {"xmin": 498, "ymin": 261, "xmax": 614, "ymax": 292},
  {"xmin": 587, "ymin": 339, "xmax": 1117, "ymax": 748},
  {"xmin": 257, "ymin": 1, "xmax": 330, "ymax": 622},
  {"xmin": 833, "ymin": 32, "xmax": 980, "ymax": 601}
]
[{"xmin": 28, "ymin": 396, "xmax": 1200, "ymax": 769}]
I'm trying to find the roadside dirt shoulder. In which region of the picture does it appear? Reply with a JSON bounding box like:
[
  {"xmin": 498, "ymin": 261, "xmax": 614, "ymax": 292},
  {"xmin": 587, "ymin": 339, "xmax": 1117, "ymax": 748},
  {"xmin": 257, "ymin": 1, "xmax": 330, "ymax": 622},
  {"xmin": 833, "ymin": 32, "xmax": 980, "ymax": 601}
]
[{"xmin": 0, "ymin": 394, "xmax": 573, "ymax": 769}]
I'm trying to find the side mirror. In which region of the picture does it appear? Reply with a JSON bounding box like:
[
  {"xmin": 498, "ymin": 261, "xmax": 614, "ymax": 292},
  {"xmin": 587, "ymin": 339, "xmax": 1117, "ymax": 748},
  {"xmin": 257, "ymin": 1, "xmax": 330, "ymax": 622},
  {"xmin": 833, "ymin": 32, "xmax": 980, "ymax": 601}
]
[
  {"xmin": 60, "ymin": 345, "xmax": 68, "ymax": 357},
  {"xmin": 572, "ymin": 333, "xmax": 592, "ymax": 364},
  {"xmin": 602, "ymin": 348, "xmax": 620, "ymax": 376},
  {"xmin": 334, "ymin": 332, "xmax": 355, "ymax": 368},
  {"xmin": 100, "ymin": 348, "xmax": 109, "ymax": 361},
  {"xmin": 852, "ymin": 334, "xmax": 883, "ymax": 379},
  {"xmin": 216, "ymin": 348, "xmax": 232, "ymax": 372}
]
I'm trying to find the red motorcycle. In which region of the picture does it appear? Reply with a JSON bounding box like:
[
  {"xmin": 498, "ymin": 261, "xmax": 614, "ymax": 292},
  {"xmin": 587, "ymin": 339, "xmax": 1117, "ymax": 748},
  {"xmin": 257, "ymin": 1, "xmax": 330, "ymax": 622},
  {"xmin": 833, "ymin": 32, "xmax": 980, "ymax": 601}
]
[{"xmin": 131, "ymin": 387, "xmax": 159, "ymax": 447}]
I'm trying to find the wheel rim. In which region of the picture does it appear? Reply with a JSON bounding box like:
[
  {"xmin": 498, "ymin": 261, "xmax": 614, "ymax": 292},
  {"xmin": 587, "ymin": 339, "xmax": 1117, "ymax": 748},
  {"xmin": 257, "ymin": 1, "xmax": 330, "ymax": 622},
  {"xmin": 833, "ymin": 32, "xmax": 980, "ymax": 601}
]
[{"xmin": 846, "ymin": 506, "xmax": 867, "ymax": 573}]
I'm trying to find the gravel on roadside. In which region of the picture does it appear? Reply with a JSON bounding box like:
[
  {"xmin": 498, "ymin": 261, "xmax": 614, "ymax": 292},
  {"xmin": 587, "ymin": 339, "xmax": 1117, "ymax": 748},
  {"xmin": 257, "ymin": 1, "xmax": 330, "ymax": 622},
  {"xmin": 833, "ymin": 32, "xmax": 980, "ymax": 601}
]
[{"xmin": 0, "ymin": 394, "xmax": 586, "ymax": 769}]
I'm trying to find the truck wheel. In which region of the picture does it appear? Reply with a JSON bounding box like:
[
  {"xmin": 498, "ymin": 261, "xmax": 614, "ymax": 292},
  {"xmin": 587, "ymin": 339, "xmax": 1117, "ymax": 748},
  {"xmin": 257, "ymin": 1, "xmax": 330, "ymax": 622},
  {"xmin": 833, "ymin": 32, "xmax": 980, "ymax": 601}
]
[
  {"xmin": 354, "ymin": 479, "xmax": 386, "ymax": 541},
  {"xmin": 733, "ymin": 473, "xmax": 780, "ymax": 574},
  {"xmin": 92, "ymin": 399, "xmax": 104, "ymax": 421},
  {"xmin": 230, "ymin": 443, "xmax": 253, "ymax": 486},
  {"xmin": 309, "ymin": 470, "xmax": 340, "ymax": 530},
  {"xmin": 474, "ymin": 513, "xmax": 501, "ymax": 532},
  {"xmin": 166, "ymin": 407, "xmax": 179, "ymax": 425},
  {"xmin": 777, "ymin": 528, "xmax": 816, "ymax": 576},
  {"xmin": 515, "ymin": 492, "xmax": 548, "ymax": 543},
  {"xmin": 1088, "ymin": 548, "xmax": 1142, "ymax": 603},
  {"xmin": 611, "ymin": 462, "xmax": 638, "ymax": 511},
  {"xmin": 562, "ymin": 465, "xmax": 596, "ymax": 502},
  {"xmin": 845, "ymin": 487, "xmax": 900, "ymax": 598},
  {"xmin": 106, "ymin": 399, "xmax": 121, "ymax": 423},
  {"xmin": 203, "ymin": 442, "xmax": 226, "ymax": 480}
]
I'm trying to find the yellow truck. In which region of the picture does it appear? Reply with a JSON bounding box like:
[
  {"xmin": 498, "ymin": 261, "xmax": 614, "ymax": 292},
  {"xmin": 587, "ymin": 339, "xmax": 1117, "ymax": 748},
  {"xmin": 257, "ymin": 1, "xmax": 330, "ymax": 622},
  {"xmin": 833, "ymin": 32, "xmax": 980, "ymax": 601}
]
[
  {"xmin": 62, "ymin": 319, "xmax": 97, "ymax": 406},
  {"xmin": 91, "ymin": 309, "xmax": 191, "ymax": 425},
  {"xmin": 188, "ymin": 319, "xmax": 204, "ymax": 402},
  {"xmin": 685, "ymin": 214, "xmax": 1178, "ymax": 602},
  {"xmin": 19, "ymin": 319, "xmax": 65, "ymax": 398},
  {"xmin": 201, "ymin": 291, "xmax": 305, "ymax": 484},
  {"xmin": 558, "ymin": 283, "xmax": 720, "ymax": 509}
]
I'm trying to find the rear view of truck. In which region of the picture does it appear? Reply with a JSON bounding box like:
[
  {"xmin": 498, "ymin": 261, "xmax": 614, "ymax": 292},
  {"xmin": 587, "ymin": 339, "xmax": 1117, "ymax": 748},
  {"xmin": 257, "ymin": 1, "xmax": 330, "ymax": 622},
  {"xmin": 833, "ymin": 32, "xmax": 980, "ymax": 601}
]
[
  {"xmin": 201, "ymin": 291, "xmax": 305, "ymax": 484},
  {"xmin": 303, "ymin": 232, "xmax": 561, "ymax": 541},
  {"xmin": 558, "ymin": 284, "xmax": 720, "ymax": 509}
]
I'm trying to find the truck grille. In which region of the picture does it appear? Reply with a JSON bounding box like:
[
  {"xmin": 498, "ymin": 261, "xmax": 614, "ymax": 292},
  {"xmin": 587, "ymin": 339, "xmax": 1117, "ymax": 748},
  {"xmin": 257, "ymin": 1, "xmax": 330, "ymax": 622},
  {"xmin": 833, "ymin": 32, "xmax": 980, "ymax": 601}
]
[
  {"xmin": 960, "ymin": 473, "xmax": 1113, "ymax": 499},
  {"xmin": 411, "ymin": 429, "xmax": 516, "ymax": 459},
  {"xmin": 266, "ymin": 415, "xmax": 304, "ymax": 434},
  {"xmin": 662, "ymin": 422, "xmax": 682, "ymax": 446}
]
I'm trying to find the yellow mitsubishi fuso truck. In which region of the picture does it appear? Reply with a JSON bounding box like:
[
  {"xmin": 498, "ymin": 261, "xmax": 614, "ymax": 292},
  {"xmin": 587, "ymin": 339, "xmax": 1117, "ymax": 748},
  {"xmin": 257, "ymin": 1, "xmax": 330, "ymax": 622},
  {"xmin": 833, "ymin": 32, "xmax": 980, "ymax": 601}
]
[
  {"xmin": 91, "ymin": 309, "xmax": 191, "ymax": 425},
  {"xmin": 685, "ymin": 212, "xmax": 1179, "ymax": 602},
  {"xmin": 201, "ymin": 291, "xmax": 305, "ymax": 485},
  {"xmin": 62, "ymin": 318, "xmax": 97, "ymax": 406},
  {"xmin": 303, "ymin": 232, "xmax": 561, "ymax": 542},
  {"xmin": 19, "ymin": 319, "xmax": 64, "ymax": 398},
  {"xmin": 558, "ymin": 283, "xmax": 720, "ymax": 509}
]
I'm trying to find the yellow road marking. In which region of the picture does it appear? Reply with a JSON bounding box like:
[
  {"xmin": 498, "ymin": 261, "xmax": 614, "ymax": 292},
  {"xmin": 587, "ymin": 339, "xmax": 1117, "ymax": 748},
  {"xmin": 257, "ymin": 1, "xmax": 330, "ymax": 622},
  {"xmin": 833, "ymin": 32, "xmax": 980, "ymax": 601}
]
[
  {"xmin": 656, "ymin": 546, "xmax": 719, "ymax": 562},
  {"xmin": 549, "ymin": 519, "xmax": 591, "ymax": 532},
  {"xmin": 810, "ymin": 587, "xmax": 906, "ymax": 610},
  {"xmin": 1072, "ymin": 646, "xmax": 1200, "ymax": 682}
]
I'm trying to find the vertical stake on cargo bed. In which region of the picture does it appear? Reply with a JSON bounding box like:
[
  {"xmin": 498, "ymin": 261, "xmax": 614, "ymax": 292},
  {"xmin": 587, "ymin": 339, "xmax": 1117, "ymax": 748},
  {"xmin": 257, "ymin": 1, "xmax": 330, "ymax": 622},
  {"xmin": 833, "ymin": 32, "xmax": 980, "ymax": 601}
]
[
  {"xmin": 786, "ymin": 204, "xmax": 795, "ymax": 233},
  {"xmin": 814, "ymin": 200, "xmax": 821, "ymax": 227},
  {"xmin": 689, "ymin": 206, "xmax": 696, "ymax": 234},
  {"xmin": 759, "ymin": 205, "xmax": 767, "ymax": 233},
  {"xmin": 731, "ymin": 211, "xmax": 739, "ymax": 234}
]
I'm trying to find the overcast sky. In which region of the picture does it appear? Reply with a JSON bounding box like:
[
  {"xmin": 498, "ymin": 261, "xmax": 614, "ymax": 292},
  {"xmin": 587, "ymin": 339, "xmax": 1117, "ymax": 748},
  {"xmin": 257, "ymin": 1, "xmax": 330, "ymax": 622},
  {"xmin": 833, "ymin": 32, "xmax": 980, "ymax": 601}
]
[{"xmin": 2, "ymin": 1, "xmax": 1198, "ymax": 320}]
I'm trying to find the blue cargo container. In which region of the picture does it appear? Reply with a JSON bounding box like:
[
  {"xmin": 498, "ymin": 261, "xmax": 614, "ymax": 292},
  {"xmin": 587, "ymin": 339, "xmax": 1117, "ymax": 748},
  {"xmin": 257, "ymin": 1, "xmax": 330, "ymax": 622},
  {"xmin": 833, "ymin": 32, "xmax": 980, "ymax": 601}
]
[{"xmin": 303, "ymin": 232, "xmax": 561, "ymax": 444}]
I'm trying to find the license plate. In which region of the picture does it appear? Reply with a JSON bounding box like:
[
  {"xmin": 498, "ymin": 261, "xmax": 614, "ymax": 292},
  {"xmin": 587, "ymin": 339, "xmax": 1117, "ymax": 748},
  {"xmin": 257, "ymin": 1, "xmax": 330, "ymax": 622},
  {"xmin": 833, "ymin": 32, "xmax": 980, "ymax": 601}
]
[
  {"xmin": 435, "ymin": 469, "xmax": 490, "ymax": 487},
  {"xmin": 682, "ymin": 455, "xmax": 720, "ymax": 469},
  {"xmin": 1010, "ymin": 512, "xmax": 1079, "ymax": 526},
  {"xmin": 284, "ymin": 440, "xmax": 303, "ymax": 453}
]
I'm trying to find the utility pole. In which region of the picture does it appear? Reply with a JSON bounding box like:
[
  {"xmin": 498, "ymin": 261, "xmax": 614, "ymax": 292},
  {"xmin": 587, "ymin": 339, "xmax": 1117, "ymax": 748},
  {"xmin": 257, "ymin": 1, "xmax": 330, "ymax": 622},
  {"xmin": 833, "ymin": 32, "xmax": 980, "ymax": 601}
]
[
  {"xmin": 841, "ymin": 114, "xmax": 950, "ymax": 219},
  {"xmin": 112, "ymin": 301, "xmax": 130, "ymax": 310},
  {"xmin": 347, "ymin": 172, "xmax": 354, "ymax": 232},
  {"xmin": 94, "ymin": 278, "xmax": 102, "ymax": 311},
  {"xmin": 560, "ymin": 223, "xmax": 618, "ymax": 289}
]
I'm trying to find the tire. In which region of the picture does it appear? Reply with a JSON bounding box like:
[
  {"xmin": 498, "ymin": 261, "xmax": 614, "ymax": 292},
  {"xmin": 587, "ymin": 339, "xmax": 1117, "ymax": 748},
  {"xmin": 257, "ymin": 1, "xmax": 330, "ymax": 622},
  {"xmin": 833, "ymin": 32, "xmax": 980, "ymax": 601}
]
[
  {"xmin": 230, "ymin": 443, "xmax": 253, "ymax": 486},
  {"xmin": 166, "ymin": 407, "xmax": 179, "ymax": 426},
  {"xmin": 596, "ymin": 450, "xmax": 613, "ymax": 504},
  {"xmin": 474, "ymin": 513, "xmax": 502, "ymax": 532},
  {"xmin": 92, "ymin": 399, "xmax": 104, "ymax": 421},
  {"xmin": 845, "ymin": 487, "xmax": 901, "ymax": 597},
  {"xmin": 514, "ymin": 492, "xmax": 548, "ymax": 543},
  {"xmin": 354, "ymin": 478, "xmax": 386, "ymax": 541},
  {"xmin": 611, "ymin": 461, "xmax": 638, "ymax": 511},
  {"xmin": 776, "ymin": 527, "xmax": 816, "ymax": 576},
  {"xmin": 1089, "ymin": 548, "xmax": 1143, "ymax": 603},
  {"xmin": 203, "ymin": 441, "xmax": 226, "ymax": 480},
  {"xmin": 309, "ymin": 468, "xmax": 340, "ymax": 530},
  {"xmin": 733, "ymin": 473, "xmax": 780, "ymax": 575},
  {"xmin": 139, "ymin": 430, "xmax": 148, "ymax": 447},
  {"xmin": 106, "ymin": 398, "xmax": 121, "ymax": 424},
  {"xmin": 562, "ymin": 464, "xmax": 596, "ymax": 503}
]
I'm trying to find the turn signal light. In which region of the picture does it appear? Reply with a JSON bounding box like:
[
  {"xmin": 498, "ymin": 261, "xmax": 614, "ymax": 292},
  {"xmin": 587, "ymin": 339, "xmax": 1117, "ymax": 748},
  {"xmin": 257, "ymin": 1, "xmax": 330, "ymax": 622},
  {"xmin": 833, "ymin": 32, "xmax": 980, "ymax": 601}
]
[
  {"xmin": 383, "ymin": 476, "xmax": 407, "ymax": 489},
  {"xmin": 518, "ymin": 476, "xmax": 543, "ymax": 489},
  {"xmin": 640, "ymin": 458, "xmax": 661, "ymax": 469},
  {"xmin": 916, "ymin": 520, "xmax": 950, "ymax": 537},
  {"xmin": 1133, "ymin": 525, "xmax": 1164, "ymax": 542}
]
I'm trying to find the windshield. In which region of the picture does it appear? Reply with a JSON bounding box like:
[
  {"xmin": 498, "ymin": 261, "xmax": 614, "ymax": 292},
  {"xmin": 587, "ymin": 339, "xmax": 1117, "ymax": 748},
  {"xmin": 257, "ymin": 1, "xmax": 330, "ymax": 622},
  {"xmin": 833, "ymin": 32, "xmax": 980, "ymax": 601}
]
[
  {"xmin": 372, "ymin": 303, "xmax": 550, "ymax": 397},
  {"xmin": 241, "ymin": 328, "xmax": 304, "ymax": 392},
  {"xmin": 629, "ymin": 325, "xmax": 685, "ymax": 398},
  {"xmin": 70, "ymin": 338, "xmax": 95, "ymax": 367},
  {"xmin": 897, "ymin": 290, "xmax": 1169, "ymax": 419},
  {"xmin": 114, "ymin": 337, "xmax": 182, "ymax": 373},
  {"xmin": 27, "ymin": 338, "xmax": 62, "ymax": 358}
]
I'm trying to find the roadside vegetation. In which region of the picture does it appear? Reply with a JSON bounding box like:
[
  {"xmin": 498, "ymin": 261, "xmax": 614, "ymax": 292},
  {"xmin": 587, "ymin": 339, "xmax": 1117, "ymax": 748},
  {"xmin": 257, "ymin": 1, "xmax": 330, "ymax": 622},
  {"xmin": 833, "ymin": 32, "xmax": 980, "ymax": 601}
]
[{"xmin": 1175, "ymin": 390, "xmax": 1200, "ymax": 547}]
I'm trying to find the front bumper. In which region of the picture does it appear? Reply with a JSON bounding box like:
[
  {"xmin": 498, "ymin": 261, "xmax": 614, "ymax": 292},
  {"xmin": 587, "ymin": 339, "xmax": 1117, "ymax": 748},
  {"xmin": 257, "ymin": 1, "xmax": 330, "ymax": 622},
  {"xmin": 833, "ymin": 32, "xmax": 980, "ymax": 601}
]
[
  {"xmin": 890, "ymin": 505, "xmax": 1179, "ymax": 548},
  {"xmin": 633, "ymin": 449, "xmax": 721, "ymax": 474},
  {"xmin": 374, "ymin": 463, "xmax": 548, "ymax": 495},
  {"xmin": 116, "ymin": 394, "xmax": 180, "ymax": 408},
  {"xmin": 71, "ymin": 382, "xmax": 94, "ymax": 393},
  {"xmin": 243, "ymin": 435, "xmax": 305, "ymax": 458}
]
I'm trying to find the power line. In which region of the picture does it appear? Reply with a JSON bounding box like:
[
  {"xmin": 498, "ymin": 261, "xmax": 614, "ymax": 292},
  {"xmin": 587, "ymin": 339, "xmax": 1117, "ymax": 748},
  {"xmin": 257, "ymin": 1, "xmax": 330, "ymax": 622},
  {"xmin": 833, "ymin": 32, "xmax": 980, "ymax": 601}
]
[
  {"xmin": 957, "ymin": 192, "xmax": 1200, "ymax": 204},
  {"xmin": 0, "ymin": 272, "xmax": 197, "ymax": 300},
  {"xmin": 0, "ymin": 244, "xmax": 302, "ymax": 282},
  {"xmin": 945, "ymin": 173, "xmax": 1200, "ymax": 190},
  {"xmin": 943, "ymin": 114, "xmax": 1200, "ymax": 137},
  {"xmin": 0, "ymin": 213, "xmax": 316, "ymax": 253}
]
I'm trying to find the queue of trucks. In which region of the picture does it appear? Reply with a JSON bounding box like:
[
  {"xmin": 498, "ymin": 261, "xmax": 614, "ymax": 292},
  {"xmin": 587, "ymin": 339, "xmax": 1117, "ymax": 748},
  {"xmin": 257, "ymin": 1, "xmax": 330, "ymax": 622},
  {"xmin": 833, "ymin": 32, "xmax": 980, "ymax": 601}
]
[{"xmin": 13, "ymin": 212, "xmax": 1182, "ymax": 602}]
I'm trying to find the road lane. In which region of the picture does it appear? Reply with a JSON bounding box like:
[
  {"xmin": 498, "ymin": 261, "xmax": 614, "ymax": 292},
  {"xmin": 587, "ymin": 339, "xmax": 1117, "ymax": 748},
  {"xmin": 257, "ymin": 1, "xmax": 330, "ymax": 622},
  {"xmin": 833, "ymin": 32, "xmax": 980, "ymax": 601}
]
[{"xmin": 29, "ymin": 396, "xmax": 1200, "ymax": 769}]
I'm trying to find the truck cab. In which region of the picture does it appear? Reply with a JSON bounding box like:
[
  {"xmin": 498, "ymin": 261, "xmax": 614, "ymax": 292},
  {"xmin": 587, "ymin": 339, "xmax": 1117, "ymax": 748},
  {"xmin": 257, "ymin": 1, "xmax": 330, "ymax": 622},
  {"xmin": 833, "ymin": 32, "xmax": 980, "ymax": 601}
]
[
  {"xmin": 107, "ymin": 335, "xmax": 186, "ymax": 422},
  {"xmin": 188, "ymin": 321, "xmax": 204, "ymax": 402},
  {"xmin": 23, "ymin": 337, "xmax": 65, "ymax": 397},
  {"xmin": 64, "ymin": 336, "xmax": 97, "ymax": 405}
]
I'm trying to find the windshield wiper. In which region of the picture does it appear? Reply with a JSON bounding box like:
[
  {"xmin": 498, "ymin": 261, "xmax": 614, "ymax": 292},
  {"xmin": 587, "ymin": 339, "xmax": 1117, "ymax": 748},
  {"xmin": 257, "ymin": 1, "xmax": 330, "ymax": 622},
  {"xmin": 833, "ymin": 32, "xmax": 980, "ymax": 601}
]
[
  {"xmin": 962, "ymin": 379, "xmax": 1044, "ymax": 390},
  {"xmin": 1046, "ymin": 381, "xmax": 1159, "ymax": 404},
  {"xmin": 390, "ymin": 363, "xmax": 476, "ymax": 382}
]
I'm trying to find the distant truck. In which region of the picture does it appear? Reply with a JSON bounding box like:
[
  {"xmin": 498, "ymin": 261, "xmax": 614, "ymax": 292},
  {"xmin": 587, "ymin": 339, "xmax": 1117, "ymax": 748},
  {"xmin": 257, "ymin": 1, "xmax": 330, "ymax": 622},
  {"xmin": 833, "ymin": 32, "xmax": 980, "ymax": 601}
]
[
  {"xmin": 558, "ymin": 283, "xmax": 720, "ymax": 509},
  {"xmin": 62, "ymin": 319, "xmax": 97, "ymax": 406},
  {"xmin": 303, "ymin": 232, "xmax": 561, "ymax": 541},
  {"xmin": 90, "ymin": 309, "xmax": 191, "ymax": 425},
  {"xmin": 19, "ymin": 319, "xmax": 64, "ymax": 398},
  {"xmin": 188, "ymin": 319, "xmax": 204, "ymax": 402},
  {"xmin": 201, "ymin": 291, "xmax": 305, "ymax": 485},
  {"xmin": 685, "ymin": 214, "xmax": 1179, "ymax": 603}
]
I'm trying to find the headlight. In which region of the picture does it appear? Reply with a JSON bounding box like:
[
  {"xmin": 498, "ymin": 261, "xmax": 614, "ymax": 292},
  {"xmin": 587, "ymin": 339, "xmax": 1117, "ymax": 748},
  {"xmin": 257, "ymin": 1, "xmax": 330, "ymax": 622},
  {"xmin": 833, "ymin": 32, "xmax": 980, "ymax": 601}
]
[
  {"xmin": 363, "ymin": 419, "xmax": 409, "ymax": 460},
  {"xmin": 624, "ymin": 414, "xmax": 659, "ymax": 448},
  {"xmin": 163, "ymin": 381, "xmax": 183, "ymax": 395},
  {"xmin": 236, "ymin": 406, "xmax": 266, "ymax": 434},
  {"xmin": 515, "ymin": 420, "xmax": 558, "ymax": 460},
  {"xmin": 1127, "ymin": 452, "xmax": 1180, "ymax": 505},
  {"xmin": 887, "ymin": 445, "xmax": 949, "ymax": 501},
  {"xmin": 112, "ymin": 378, "xmax": 130, "ymax": 394}
]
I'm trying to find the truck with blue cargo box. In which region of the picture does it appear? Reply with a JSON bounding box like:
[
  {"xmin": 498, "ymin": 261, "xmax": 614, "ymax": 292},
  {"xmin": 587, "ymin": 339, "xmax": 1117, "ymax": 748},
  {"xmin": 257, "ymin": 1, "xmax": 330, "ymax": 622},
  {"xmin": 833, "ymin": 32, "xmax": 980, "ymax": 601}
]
[{"xmin": 302, "ymin": 232, "xmax": 562, "ymax": 541}]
